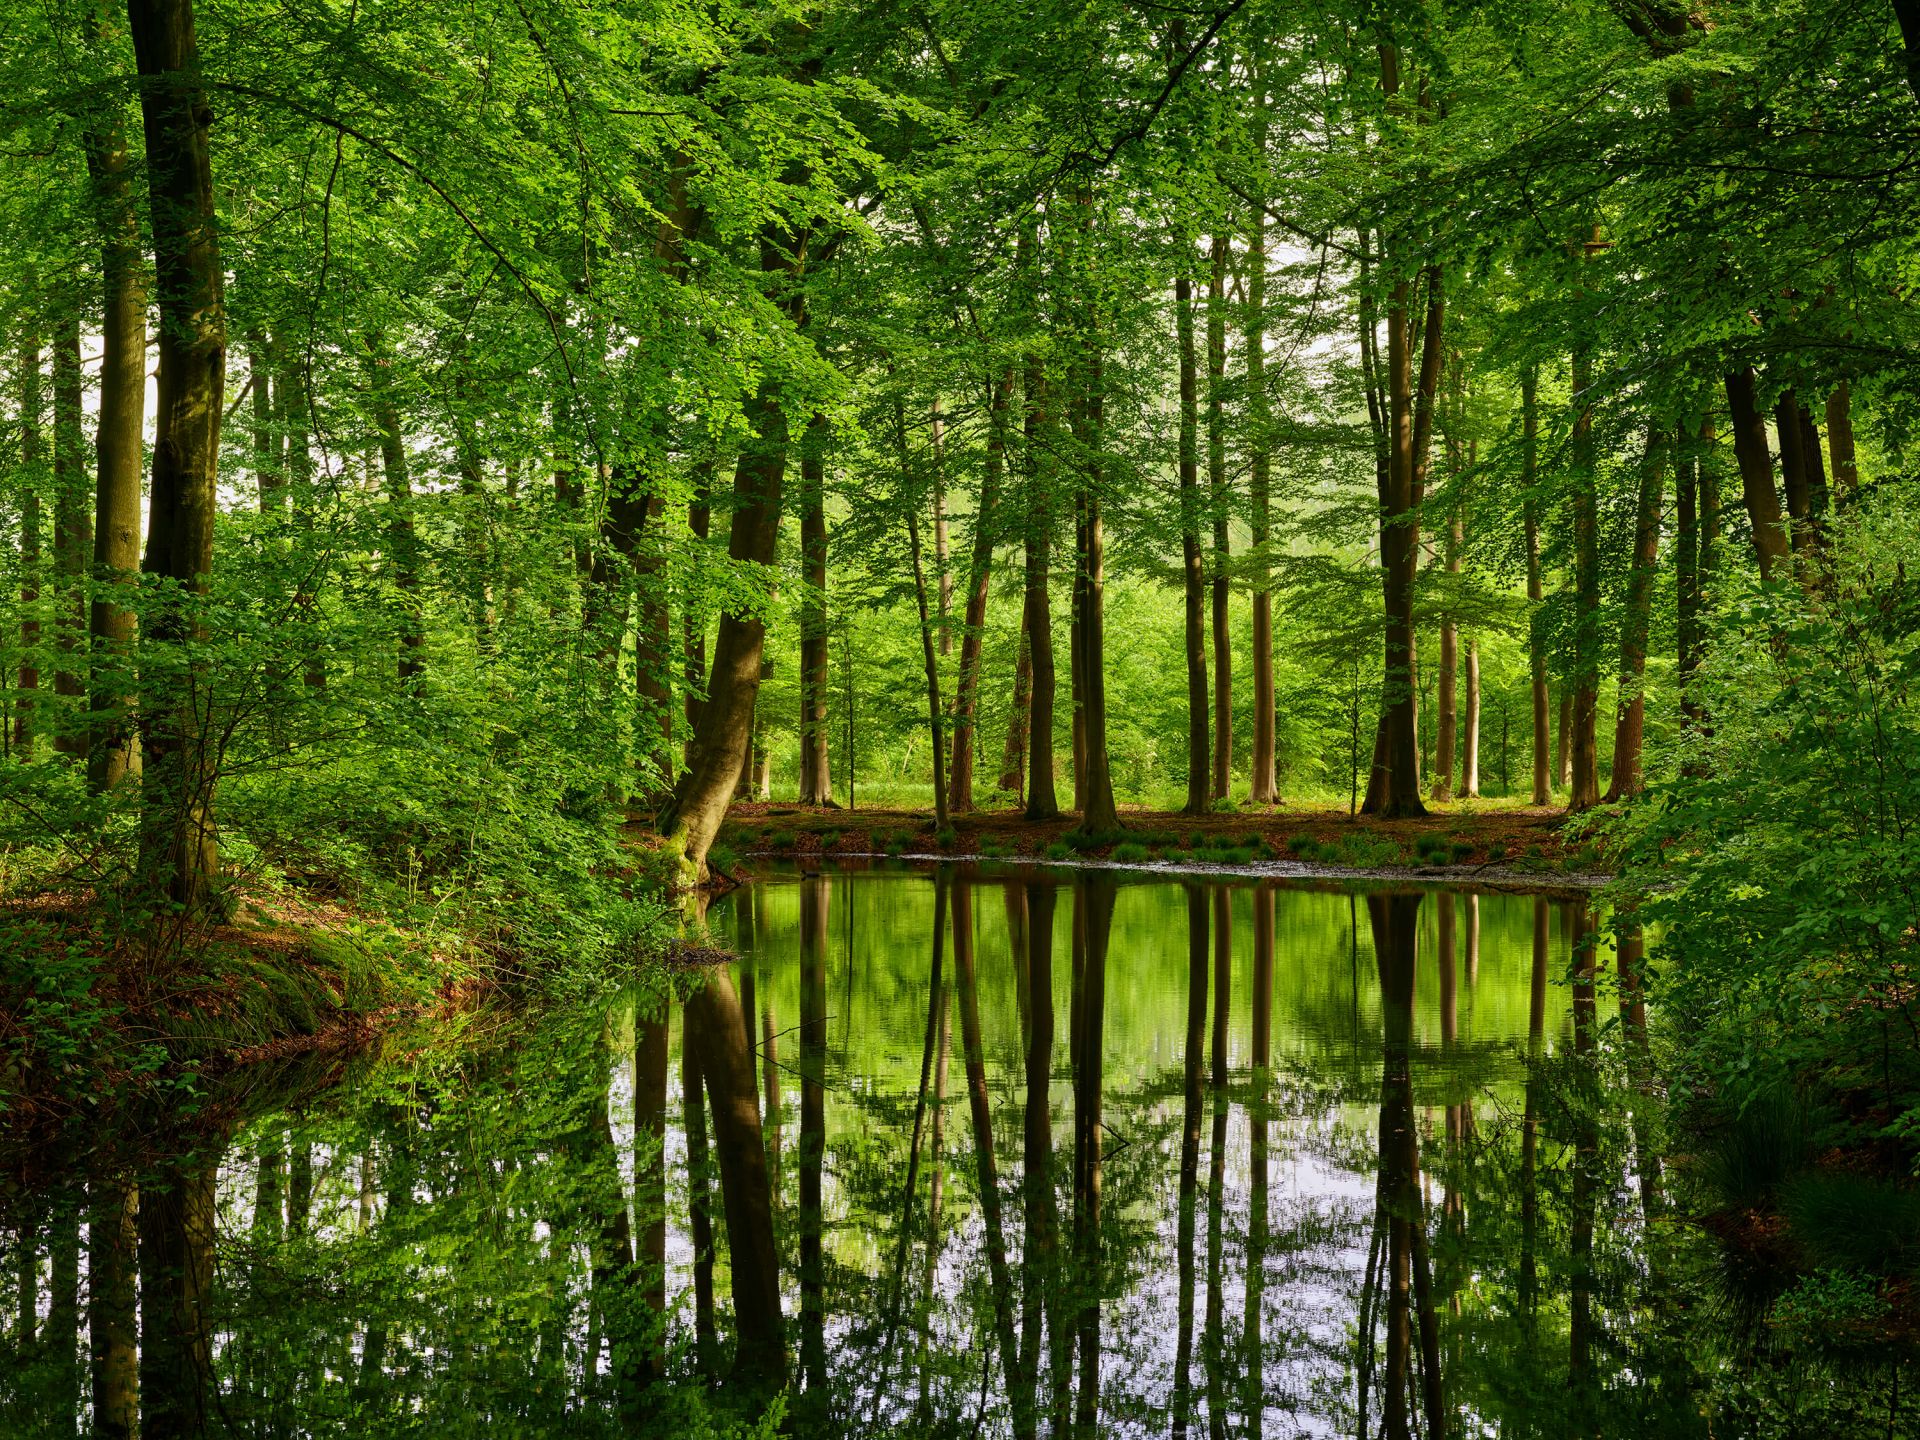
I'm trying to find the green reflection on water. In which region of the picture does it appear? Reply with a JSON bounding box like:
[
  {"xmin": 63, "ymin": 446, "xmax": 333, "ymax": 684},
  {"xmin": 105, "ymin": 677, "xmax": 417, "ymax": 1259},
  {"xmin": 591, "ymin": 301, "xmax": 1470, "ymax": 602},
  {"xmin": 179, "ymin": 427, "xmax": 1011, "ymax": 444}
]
[{"xmin": 1, "ymin": 867, "xmax": 1909, "ymax": 1438}]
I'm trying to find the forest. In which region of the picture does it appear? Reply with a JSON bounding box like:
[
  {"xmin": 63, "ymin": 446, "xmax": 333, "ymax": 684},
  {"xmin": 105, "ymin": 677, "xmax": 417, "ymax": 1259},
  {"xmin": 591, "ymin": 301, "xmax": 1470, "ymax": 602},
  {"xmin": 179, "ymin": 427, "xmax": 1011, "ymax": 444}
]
[{"xmin": 2, "ymin": 0, "xmax": 1920, "ymax": 1435}]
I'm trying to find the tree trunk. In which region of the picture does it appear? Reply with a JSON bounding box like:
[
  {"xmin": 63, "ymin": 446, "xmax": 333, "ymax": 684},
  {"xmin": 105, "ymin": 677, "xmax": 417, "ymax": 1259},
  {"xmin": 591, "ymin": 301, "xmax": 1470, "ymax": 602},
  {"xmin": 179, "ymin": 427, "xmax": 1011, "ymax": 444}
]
[
  {"xmin": 931, "ymin": 398, "xmax": 952, "ymax": 655},
  {"xmin": 1723, "ymin": 366, "xmax": 1790, "ymax": 583},
  {"xmin": 248, "ymin": 334, "xmax": 279, "ymax": 511},
  {"xmin": 1825, "ymin": 381, "xmax": 1858, "ymax": 495},
  {"xmin": 1206, "ymin": 231, "xmax": 1232, "ymax": 801},
  {"xmin": 1676, "ymin": 419, "xmax": 1702, "ymax": 737},
  {"xmin": 1568, "ymin": 306, "xmax": 1602, "ymax": 812},
  {"xmin": 1072, "ymin": 876, "xmax": 1114, "ymax": 1434},
  {"xmin": 130, "ymin": 0, "xmax": 227, "ymax": 914},
  {"xmin": 1432, "ymin": 508, "xmax": 1459, "ymax": 802},
  {"xmin": 90, "ymin": 1180, "xmax": 139, "ymax": 1440},
  {"xmin": 1460, "ymin": 641, "xmax": 1479, "ymax": 799},
  {"xmin": 14, "ymin": 334, "xmax": 42, "ymax": 754},
  {"xmin": 52, "ymin": 319, "xmax": 91, "ymax": 760},
  {"xmin": 685, "ymin": 962, "xmax": 789, "ymax": 1390},
  {"xmin": 1176, "ymin": 266, "xmax": 1209, "ymax": 816},
  {"xmin": 1022, "ymin": 353, "xmax": 1059, "ymax": 821},
  {"xmin": 1246, "ymin": 177, "xmax": 1277, "ymax": 804},
  {"xmin": 1522, "ymin": 369, "xmax": 1549, "ymax": 805},
  {"xmin": 999, "ymin": 624, "xmax": 1030, "ymax": 800},
  {"xmin": 798, "ymin": 877, "xmax": 829, "ymax": 1391},
  {"xmin": 798, "ymin": 414, "xmax": 834, "ymax": 804},
  {"xmin": 682, "ymin": 459, "xmax": 712, "ymax": 769},
  {"xmin": 1605, "ymin": 426, "xmax": 1666, "ymax": 801},
  {"xmin": 951, "ymin": 372, "xmax": 1009, "ymax": 812},
  {"xmin": 1555, "ymin": 687, "xmax": 1572, "ymax": 791},
  {"xmin": 661, "ymin": 390, "xmax": 788, "ymax": 883},
  {"xmin": 908, "ymin": 501, "xmax": 951, "ymax": 832}
]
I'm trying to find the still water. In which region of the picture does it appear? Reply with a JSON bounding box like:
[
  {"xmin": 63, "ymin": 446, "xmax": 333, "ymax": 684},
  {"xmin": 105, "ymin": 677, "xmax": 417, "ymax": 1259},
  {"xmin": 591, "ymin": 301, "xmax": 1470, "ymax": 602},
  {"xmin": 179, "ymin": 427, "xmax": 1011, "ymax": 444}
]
[{"xmin": 0, "ymin": 866, "xmax": 1889, "ymax": 1437}]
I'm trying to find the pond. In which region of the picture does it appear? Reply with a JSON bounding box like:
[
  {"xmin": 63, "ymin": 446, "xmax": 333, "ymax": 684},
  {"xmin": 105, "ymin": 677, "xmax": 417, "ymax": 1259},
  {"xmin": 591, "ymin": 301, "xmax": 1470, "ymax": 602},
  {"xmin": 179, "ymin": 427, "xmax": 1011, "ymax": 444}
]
[{"xmin": 1, "ymin": 865, "xmax": 1905, "ymax": 1437}]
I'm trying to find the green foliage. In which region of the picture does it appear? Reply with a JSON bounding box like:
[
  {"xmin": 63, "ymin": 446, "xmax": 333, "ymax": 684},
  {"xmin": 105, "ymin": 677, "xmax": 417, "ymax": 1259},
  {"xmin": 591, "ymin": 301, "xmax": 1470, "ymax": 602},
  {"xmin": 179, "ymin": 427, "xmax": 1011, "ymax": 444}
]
[{"xmin": 1781, "ymin": 1175, "xmax": 1920, "ymax": 1277}]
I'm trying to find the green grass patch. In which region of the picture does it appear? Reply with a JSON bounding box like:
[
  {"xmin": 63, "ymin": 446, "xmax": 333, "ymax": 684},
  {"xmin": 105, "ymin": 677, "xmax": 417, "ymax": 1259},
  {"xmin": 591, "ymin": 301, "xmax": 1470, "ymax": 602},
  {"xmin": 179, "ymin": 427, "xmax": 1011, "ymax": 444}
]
[{"xmin": 1110, "ymin": 842, "xmax": 1151, "ymax": 863}]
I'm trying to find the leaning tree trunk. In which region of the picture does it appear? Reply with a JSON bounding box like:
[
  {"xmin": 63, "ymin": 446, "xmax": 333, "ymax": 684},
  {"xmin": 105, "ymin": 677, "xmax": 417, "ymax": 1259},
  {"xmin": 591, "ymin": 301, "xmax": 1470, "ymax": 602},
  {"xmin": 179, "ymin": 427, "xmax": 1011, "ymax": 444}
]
[
  {"xmin": 1722, "ymin": 366, "xmax": 1790, "ymax": 584},
  {"xmin": 797, "ymin": 413, "xmax": 833, "ymax": 804},
  {"xmin": 661, "ymin": 391, "xmax": 789, "ymax": 884},
  {"xmin": 1522, "ymin": 369, "xmax": 1549, "ymax": 805},
  {"xmin": 1176, "ymin": 265, "xmax": 1209, "ymax": 816},
  {"xmin": 950, "ymin": 371, "xmax": 1009, "ymax": 811},
  {"xmin": 130, "ymin": 0, "xmax": 226, "ymax": 914},
  {"xmin": 1206, "ymin": 230, "xmax": 1233, "ymax": 801},
  {"xmin": 1604, "ymin": 426, "xmax": 1666, "ymax": 801}
]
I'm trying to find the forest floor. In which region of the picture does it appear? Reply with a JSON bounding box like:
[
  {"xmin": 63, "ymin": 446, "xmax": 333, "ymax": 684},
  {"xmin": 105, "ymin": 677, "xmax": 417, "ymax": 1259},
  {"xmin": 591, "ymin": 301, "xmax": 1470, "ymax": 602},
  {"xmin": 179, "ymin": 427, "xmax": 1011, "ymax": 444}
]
[{"xmin": 715, "ymin": 799, "xmax": 1608, "ymax": 889}]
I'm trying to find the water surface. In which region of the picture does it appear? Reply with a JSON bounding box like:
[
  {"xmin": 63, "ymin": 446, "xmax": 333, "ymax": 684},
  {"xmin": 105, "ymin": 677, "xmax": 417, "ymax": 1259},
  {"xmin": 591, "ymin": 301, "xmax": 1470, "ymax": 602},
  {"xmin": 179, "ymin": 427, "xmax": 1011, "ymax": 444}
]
[{"xmin": 0, "ymin": 865, "xmax": 1871, "ymax": 1436}]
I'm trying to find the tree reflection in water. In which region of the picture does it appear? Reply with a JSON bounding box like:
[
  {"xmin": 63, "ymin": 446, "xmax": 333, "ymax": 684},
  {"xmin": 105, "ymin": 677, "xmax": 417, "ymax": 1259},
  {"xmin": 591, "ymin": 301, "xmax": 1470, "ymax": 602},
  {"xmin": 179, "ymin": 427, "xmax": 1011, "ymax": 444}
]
[{"xmin": 2, "ymin": 867, "xmax": 1911, "ymax": 1438}]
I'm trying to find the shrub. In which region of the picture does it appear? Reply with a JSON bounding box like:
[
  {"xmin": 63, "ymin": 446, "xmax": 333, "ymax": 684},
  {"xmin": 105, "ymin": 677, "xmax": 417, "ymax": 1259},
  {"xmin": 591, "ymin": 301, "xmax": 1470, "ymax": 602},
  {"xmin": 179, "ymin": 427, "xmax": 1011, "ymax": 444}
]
[{"xmin": 1110, "ymin": 842, "xmax": 1150, "ymax": 864}]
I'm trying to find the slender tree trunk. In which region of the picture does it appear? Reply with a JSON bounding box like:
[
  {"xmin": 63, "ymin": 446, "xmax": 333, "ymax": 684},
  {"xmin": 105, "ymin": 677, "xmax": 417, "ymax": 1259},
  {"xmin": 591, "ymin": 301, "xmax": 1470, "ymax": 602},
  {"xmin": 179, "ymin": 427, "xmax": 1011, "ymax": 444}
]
[
  {"xmin": 951, "ymin": 372, "xmax": 1008, "ymax": 811},
  {"xmin": 14, "ymin": 333, "xmax": 42, "ymax": 754},
  {"xmin": 1176, "ymin": 266, "xmax": 1209, "ymax": 816},
  {"xmin": 682, "ymin": 1020, "xmax": 718, "ymax": 1372},
  {"xmin": 249, "ymin": 335, "xmax": 279, "ymax": 510},
  {"xmin": 1071, "ymin": 877, "xmax": 1114, "ymax": 1435},
  {"xmin": 1022, "ymin": 353, "xmax": 1060, "ymax": 821},
  {"xmin": 1206, "ymin": 231, "xmax": 1232, "ymax": 800},
  {"xmin": 931, "ymin": 398, "xmax": 952, "ymax": 656},
  {"xmin": 1522, "ymin": 370, "xmax": 1549, "ymax": 805},
  {"xmin": 51, "ymin": 319, "xmax": 90, "ymax": 760},
  {"xmin": 1460, "ymin": 641, "xmax": 1479, "ymax": 799},
  {"xmin": 682, "ymin": 458, "xmax": 713, "ymax": 769},
  {"xmin": 1432, "ymin": 508, "xmax": 1459, "ymax": 802},
  {"xmin": 798, "ymin": 877, "xmax": 829, "ymax": 1392},
  {"xmin": 999, "ymin": 624, "xmax": 1031, "ymax": 799},
  {"xmin": 1605, "ymin": 426, "xmax": 1666, "ymax": 801},
  {"xmin": 1067, "ymin": 205, "xmax": 1120, "ymax": 835},
  {"xmin": 634, "ymin": 1005, "xmax": 668, "ymax": 1390},
  {"xmin": 1172, "ymin": 883, "xmax": 1206, "ymax": 1440},
  {"xmin": 798, "ymin": 414, "xmax": 834, "ymax": 804},
  {"xmin": 131, "ymin": 0, "xmax": 227, "ymax": 914},
  {"xmin": 908, "ymin": 502, "xmax": 951, "ymax": 832},
  {"xmin": 1568, "ymin": 285, "xmax": 1602, "ymax": 812},
  {"xmin": 1246, "ymin": 160, "xmax": 1277, "ymax": 804},
  {"xmin": 1376, "ymin": 265, "xmax": 1430, "ymax": 818}
]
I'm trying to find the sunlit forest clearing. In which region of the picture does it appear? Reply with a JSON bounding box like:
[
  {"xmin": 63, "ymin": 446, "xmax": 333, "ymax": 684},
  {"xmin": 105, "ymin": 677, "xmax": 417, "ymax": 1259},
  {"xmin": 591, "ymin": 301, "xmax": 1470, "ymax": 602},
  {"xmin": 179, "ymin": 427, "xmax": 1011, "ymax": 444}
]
[{"xmin": 3, "ymin": 0, "xmax": 1919, "ymax": 1434}]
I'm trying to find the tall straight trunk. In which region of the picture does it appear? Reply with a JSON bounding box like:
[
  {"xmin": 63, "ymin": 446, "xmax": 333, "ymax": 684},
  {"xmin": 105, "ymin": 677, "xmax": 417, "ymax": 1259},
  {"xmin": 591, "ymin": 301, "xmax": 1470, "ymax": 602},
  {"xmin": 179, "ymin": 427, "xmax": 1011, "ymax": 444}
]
[
  {"xmin": 131, "ymin": 0, "xmax": 227, "ymax": 913},
  {"xmin": 1825, "ymin": 382, "xmax": 1859, "ymax": 494},
  {"xmin": 1431, "ymin": 508, "xmax": 1459, "ymax": 801},
  {"xmin": 662, "ymin": 384, "xmax": 790, "ymax": 882},
  {"xmin": 681, "ymin": 1017, "xmax": 718, "ymax": 1372},
  {"xmin": 139, "ymin": 1159, "xmax": 216, "ymax": 1440},
  {"xmin": 931, "ymin": 398, "xmax": 952, "ymax": 655},
  {"xmin": 1018, "ymin": 882, "xmax": 1066, "ymax": 1434},
  {"xmin": 632, "ymin": 1003, "xmax": 669, "ymax": 1389},
  {"xmin": 1522, "ymin": 370, "xmax": 1549, "ymax": 804},
  {"xmin": 686, "ymin": 961, "xmax": 789, "ymax": 1389},
  {"xmin": 1460, "ymin": 640, "xmax": 1479, "ymax": 799},
  {"xmin": 367, "ymin": 332, "xmax": 423, "ymax": 686},
  {"xmin": 90, "ymin": 1180, "xmax": 139, "ymax": 1440},
  {"xmin": 1176, "ymin": 266, "xmax": 1209, "ymax": 816},
  {"xmin": 999, "ymin": 625, "xmax": 1031, "ymax": 799},
  {"xmin": 633, "ymin": 491, "xmax": 674, "ymax": 797},
  {"xmin": 1605, "ymin": 427, "xmax": 1666, "ymax": 801},
  {"xmin": 1246, "ymin": 158, "xmax": 1277, "ymax": 805},
  {"xmin": 1777, "ymin": 390, "xmax": 1830, "ymax": 579},
  {"xmin": 682, "ymin": 458, "xmax": 713, "ymax": 769},
  {"xmin": 1022, "ymin": 351, "xmax": 1059, "ymax": 821},
  {"xmin": 908, "ymin": 500, "xmax": 951, "ymax": 831},
  {"xmin": 1555, "ymin": 688, "xmax": 1572, "ymax": 791},
  {"xmin": 248, "ymin": 334, "xmax": 279, "ymax": 510},
  {"xmin": 52, "ymin": 319, "xmax": 90, "ymax": 760},
  {"xmin": 279, "ymin": 347, "xmax": 324, "ymax": 692},
  {"xmin": 14, "ymin": 334, "xmax": 42, "ymax": 754},
  {"xmin": 1206, "ymin": 232, "xmax": 1232, "ymax": 800},
  {"xmin": 951, "ymin": 372, "xmax": 1009, "ymax": 811},
  {"xmin": 1067, "ymin": 201, "xmax": 1121, "ymax": 835},
  {"xmin": 1723, "ymin": 366, "xmax": 1790, "ymax": 583},
  {"xmin": 1568, "ymin": 289, "xmax": 1602, "ymax": 812},
  {"xmin": 798, "ymin": 414, "xmax": 833, "ymax": 804}
]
